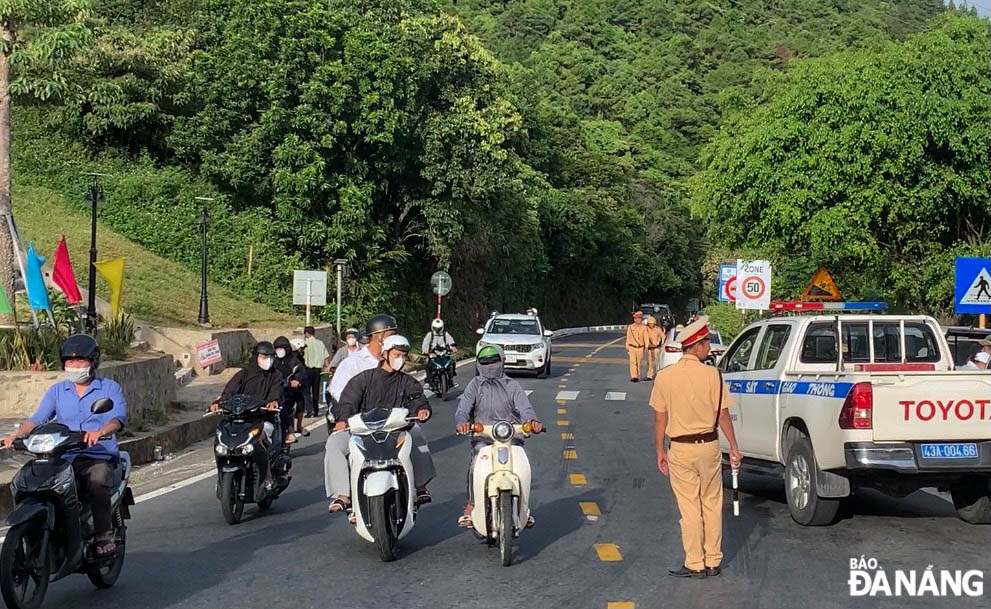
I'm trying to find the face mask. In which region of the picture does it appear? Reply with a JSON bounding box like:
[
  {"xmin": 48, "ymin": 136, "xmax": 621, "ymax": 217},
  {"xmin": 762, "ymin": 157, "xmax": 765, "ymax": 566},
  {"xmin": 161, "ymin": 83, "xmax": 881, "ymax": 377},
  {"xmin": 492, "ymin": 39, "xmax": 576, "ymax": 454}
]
[
  {"xmin": 478, "ymin": 362, "xmax": 503, "ymax": 380},
  {"xmin": 258, "ymin": 356, "xmax": 274, "ymax": 371},
  {"xmin": 390, "ymin": 356, "xmax": 406, "ymax": 371},
  {"xmin": 275, "ymin": 348, "xmax": 287, "ymax": 359},
  {"xmin": 346, "ymin": 337, "xmax": 357, "ymax": 347},
  {"xmin": 65, "ymin": 365, "xmax": 93, "ymax": 385}
]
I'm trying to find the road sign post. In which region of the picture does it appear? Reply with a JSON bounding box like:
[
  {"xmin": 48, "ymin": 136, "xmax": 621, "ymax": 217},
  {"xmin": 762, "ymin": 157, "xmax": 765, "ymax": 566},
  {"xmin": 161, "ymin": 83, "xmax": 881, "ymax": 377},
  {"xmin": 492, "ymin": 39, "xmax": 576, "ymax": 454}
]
[
  {"xmin": 430, "ymin": 271, "xmax": 452, "ymax": 318},
  {"xmin": 718, "ymin": 264, "xmax": 737, "ymax": 303},
  {"xmin": 954, "ymin": 258, "xmax": 991, "ymax": 324},
  {"xmin": 735, "ymin": 259, "xmax": 772, "ymax": 310},
  {"xmin": 293, "ymin": 270, "xmax": 328, "ymax": 326}
]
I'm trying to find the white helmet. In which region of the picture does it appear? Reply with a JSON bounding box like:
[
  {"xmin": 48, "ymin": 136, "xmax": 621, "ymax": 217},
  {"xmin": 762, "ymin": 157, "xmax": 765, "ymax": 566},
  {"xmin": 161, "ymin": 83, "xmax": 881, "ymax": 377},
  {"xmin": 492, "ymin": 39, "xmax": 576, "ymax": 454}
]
[
  {"xmin": 382, "ymin": 335, "xmax": 411, "ymax": 353},
  {"xmin": 431, "ymin": 318, "xmax": 445, "ymax": 332}
]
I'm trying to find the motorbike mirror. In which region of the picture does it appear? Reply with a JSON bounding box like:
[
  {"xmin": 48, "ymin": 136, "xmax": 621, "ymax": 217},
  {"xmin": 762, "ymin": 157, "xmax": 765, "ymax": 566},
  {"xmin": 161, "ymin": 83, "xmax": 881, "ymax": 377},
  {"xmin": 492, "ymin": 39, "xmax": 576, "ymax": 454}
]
[
  {"xmin": 90, "ymin": 398, "xmax": 114, "ymax": 414},
  {"xmin": 476, "ymin": 328, "xmax": 485, "ymax": 335}
]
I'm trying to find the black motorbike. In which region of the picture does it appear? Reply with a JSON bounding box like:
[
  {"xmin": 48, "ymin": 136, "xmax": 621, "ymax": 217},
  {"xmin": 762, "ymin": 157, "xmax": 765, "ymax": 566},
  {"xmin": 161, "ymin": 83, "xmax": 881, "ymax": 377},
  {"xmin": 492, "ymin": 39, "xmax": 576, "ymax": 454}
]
[
  {"xmin": 425, "ymin": 347, "xmax": 456, "ymax": 401},
  {"xmin": 213, "ymin": 394, "xmax": 292, "ymax": 524},
  {"xmin": 1, "ymin": 398, "xmax": 133, "ymax": 609}
]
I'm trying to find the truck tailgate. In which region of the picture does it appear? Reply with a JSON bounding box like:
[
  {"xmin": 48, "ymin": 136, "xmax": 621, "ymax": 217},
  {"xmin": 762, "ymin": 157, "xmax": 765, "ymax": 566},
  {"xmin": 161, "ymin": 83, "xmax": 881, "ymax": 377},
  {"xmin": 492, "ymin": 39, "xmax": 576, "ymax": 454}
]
[{"xmin": 872, "ymin": 373, "xmax": 991, "ymax": 441}]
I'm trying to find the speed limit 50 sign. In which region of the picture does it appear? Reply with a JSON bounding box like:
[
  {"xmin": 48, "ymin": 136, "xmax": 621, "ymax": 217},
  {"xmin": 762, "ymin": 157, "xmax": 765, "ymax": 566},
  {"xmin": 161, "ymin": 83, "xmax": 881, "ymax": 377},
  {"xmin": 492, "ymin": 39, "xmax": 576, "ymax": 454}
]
[{"xmin": 736, "ymin": 259, "xmax": 771, "ymax": 310}]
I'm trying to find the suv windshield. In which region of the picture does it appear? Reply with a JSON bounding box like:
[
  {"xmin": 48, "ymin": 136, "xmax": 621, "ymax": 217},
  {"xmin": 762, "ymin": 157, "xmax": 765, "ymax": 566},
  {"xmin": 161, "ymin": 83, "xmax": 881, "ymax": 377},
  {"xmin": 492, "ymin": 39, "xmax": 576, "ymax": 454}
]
[{"xmin": 489, "ymin": 319, "xmax": 540, "ymax": 335}]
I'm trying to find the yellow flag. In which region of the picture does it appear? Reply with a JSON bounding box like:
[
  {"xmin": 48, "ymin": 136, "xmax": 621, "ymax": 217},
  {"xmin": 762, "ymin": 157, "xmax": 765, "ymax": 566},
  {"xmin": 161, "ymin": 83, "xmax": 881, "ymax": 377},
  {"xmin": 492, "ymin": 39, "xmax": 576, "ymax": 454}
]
[{"xmin": 94, "ymin": 258, "xmax": 125, "ymax": 316}]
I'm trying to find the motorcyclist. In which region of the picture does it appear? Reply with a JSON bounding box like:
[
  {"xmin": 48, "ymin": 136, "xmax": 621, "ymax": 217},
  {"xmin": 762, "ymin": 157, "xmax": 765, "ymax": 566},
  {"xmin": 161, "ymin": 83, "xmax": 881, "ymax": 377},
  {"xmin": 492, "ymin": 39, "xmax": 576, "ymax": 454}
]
[
  {"xmin": 2, "ymin": 334, "xmax": 128, "ymax": 556},
  {"xmin": 326, "ymin": 335, "xmax": 436, "ymax": 518},
  {"xmin": 421, "ymin": 318, "xmax": 458, "ymax": 388},
  {"xmin": 274, "ymin": 336, "xmax": 306, "ymax": 443},
  {"xmin": 324, "ymin": 314, "xmax": 400, "ymax": 511},
  {"xmin": 454, "ymin": 345, "xmax": 542, "ymax": 528},
  {"xmin": 210, "ymin": 341, "xmax": 283, "ymax": 489}
]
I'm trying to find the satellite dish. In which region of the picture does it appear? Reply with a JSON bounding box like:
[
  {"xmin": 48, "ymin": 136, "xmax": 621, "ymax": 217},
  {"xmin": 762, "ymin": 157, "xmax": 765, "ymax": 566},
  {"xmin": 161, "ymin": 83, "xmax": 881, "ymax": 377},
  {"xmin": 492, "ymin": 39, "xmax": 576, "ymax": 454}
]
[{"xmin": 430, "ymin": 271, "xmax": 452, "ymax": 296}]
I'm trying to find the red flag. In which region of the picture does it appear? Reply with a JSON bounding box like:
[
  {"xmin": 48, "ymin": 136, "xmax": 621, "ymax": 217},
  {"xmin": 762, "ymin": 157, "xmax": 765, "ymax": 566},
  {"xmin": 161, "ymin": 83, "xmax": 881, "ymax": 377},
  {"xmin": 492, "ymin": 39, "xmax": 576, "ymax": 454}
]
[{"xmin": 52, "ymin": 235, "xmax": 82, "ymax": 304}]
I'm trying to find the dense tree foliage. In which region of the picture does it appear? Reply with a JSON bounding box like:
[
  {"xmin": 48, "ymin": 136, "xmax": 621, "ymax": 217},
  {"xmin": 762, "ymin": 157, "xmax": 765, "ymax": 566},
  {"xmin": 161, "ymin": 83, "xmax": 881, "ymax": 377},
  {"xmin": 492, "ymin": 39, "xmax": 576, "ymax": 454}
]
[
  {"xmin": 7, "ymin": 0, "xmax": 959, "ymax": 332},
  {"xmin": 693, "ymin": 15, "xmax": 990, "ymax": 317}
]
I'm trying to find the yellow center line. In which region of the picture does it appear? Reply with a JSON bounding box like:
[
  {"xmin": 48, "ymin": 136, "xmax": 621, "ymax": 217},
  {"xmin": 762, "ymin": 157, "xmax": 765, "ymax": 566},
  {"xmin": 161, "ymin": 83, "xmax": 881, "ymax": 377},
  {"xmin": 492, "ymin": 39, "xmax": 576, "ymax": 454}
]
[
  {"xmin": 607, "ymin": 603, "xmax": 635, "ymax": 609},
  {"xmin": 579, "ymin": 501, "xmax": 601, "ymax": 516},
  {"xmin": 594, "ymin": 543, "xmax": 623, "ymax": 561},
  {"xmin": 569, "ymin": 473, "xmax": 587, "ymax": 485},
  {"xmin": 556, "ymin": 400, "xmax": 566, "ymax": 405},
  {"xmin": 557, "ymin": 420, "xmax": 569, "ymax": 426},
  {"xmin": 563, "ymin": 449, "xmax": 577, "ymax": 459},
  {"xmin": 557, "ymin": 408, "xmax": 567, "ymax": 414},
  {"xmin": 558, "ymin": 384, "xmax": 567, "ymax": 388},
  {"xmin": 561, "ymin": 432, "xmax": 574, "ymax": 440}
]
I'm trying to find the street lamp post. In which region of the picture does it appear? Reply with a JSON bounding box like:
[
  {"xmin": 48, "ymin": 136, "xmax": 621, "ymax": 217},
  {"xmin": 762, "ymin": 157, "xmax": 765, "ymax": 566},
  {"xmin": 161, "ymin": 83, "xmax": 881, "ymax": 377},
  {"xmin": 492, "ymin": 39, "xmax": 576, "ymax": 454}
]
[
  {"xmin": 333, "ymin": 259, "xmax": 348, "ymax": 340},
  {"xmin": 83, "ymin": 173, "xmax": 109, "ymax": 333},
  {"xmin": 195, "ymin": 197, "xmax": 214, "ymax": 326}
]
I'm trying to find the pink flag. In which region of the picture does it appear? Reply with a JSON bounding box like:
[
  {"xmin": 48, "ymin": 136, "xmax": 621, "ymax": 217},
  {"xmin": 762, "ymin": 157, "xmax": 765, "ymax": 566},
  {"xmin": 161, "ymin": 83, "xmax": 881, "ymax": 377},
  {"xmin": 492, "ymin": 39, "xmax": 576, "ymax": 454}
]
[{"xmin": 52, "ymin": 235, "xmax": 82, "ymax": 304}]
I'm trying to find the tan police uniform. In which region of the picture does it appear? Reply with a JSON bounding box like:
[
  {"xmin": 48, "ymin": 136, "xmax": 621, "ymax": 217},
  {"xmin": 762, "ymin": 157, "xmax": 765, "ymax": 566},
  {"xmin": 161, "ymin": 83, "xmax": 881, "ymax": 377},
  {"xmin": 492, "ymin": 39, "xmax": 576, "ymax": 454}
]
[
  {"xmin": 626, "ymin": 314, "xmax": 647, "ymax": 380},
  {"xmin": 645, "ymin": 316, "xmax": 665, "ymax": 379},
  {"xmin": 649, "ymin": 317, "xmax": 733, "ymax": 572}
]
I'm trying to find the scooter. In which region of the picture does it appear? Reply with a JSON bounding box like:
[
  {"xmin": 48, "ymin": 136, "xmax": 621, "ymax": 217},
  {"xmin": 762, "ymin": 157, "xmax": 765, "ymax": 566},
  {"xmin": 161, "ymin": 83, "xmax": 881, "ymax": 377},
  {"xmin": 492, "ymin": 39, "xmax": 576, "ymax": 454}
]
[
  {"xmin": 347, "ymin": 407, "xmax": 420, "ymax": 562},
  {"xmin": 463, "ymin": 421, "xmax": 542, "ymax": 566},
  {"xmin": 1, "ymin": 398, "xmax": 134, "ymax": 609},
  {"xmin": 426, "ymin": 347, "xmax": 455, "ymax": 401},
  {"xmin": 213, "ymin": 394, "xmax": 292, "ymax": 524}
]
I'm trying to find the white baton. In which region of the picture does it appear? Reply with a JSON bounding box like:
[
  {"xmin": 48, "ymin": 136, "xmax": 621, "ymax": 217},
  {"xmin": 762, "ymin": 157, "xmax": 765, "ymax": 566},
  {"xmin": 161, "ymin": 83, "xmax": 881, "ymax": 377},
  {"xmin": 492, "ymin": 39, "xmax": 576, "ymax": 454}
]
[{"xmin": 732, "ymin": 467, "xmax": 740, "ymax": 517}]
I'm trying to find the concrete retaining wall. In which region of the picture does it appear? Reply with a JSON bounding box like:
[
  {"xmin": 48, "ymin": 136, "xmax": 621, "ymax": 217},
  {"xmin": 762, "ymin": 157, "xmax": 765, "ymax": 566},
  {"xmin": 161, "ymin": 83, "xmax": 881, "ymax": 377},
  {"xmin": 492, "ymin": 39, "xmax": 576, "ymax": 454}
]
[{"xmin": 0, "ymin": 353, "xmax": 176, "ymax": 427}]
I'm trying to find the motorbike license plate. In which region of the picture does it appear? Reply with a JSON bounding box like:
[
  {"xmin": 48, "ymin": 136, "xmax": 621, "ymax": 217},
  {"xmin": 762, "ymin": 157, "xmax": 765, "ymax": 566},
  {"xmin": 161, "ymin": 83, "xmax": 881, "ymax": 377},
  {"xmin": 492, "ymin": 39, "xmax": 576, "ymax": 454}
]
[
  {"xmin": 921, "ymin": 443, "xmax": 978, "ymax": 459},
  {"xmin": 504, "ymin": 354, "xmax": 517, "ymax": 364}
]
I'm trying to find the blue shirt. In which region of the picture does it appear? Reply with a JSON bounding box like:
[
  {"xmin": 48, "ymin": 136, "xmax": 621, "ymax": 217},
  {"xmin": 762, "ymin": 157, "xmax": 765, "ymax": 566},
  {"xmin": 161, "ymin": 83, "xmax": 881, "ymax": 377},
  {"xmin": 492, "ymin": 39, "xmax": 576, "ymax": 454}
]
[{"xmin": 29, "ymin": 378, "xmax": 128, "ymax": 461}]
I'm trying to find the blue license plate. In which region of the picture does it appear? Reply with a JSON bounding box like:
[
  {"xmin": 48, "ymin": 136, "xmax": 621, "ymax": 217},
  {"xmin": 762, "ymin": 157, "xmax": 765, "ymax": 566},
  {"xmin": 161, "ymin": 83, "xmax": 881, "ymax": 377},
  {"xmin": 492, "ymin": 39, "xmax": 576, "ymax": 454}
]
[{"xmin": 921, "ymin": 443, "xmax": 978, "ymax": 459}]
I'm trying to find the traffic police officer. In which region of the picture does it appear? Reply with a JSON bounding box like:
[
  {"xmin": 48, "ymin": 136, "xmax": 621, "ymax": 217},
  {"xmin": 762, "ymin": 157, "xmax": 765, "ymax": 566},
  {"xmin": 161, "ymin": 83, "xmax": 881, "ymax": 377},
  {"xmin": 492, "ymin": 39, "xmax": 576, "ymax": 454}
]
[
  {"xmin": 626, "ymin": 311, "xmax": 647, "ymax": 382},
  {"xmin": 649, "ymin": 315, "xmax": 742, "ymax": 578},
  {"xmin": 645, "ymin": 315, "xmax": 665, "ymax": 380}
]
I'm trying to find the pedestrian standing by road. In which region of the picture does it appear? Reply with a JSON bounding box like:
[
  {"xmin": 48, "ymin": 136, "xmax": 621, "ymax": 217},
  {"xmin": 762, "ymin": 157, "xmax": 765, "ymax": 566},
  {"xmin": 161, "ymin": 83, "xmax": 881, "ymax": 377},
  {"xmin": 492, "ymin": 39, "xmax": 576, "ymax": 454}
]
[
  {"xmin": 650, "ymin": 315, "xmax": 742, "ymax": 578},
  {"xmin": 329, "ymin": 327, "xmax": 361, "ymax": 375},
  {"xmin": 645, "ymin": 315, "xmax": 666, "ymax": 380},
  {"xmin": 626, "ymin": 311, "xmax": 647, "ymax": 382},
  {"xmin": 303, "ymin": 326, "xmax": 331, "ymax": 417}
]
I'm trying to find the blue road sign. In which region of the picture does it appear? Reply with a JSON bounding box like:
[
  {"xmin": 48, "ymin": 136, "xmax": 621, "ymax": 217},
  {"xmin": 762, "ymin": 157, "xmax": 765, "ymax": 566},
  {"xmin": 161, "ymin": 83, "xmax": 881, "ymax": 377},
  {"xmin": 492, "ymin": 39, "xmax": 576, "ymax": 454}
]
[
  {"xmin": 718, "ymin": 264, "xmax": 736, "ymax": 303},
  {"xmin": 955, "ymin": 257, "xmax": 991, "ymax": 314}
]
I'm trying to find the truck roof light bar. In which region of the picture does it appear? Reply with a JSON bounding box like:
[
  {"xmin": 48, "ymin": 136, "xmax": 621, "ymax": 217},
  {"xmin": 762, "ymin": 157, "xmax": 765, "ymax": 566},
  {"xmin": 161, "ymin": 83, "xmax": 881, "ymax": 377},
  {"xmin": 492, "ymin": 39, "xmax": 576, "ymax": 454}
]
[{"xmin": 770, "ymin": 301, "xmax": 888, "ymax": 312}]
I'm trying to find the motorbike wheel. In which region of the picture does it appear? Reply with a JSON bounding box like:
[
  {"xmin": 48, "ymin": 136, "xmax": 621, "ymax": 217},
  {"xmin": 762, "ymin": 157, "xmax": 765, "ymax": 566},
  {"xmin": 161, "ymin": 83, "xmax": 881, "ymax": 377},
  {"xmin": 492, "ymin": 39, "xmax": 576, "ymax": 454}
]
[
  {"xmin": 220, "ymin": 471, "xmax": 244, "ymax": 525},
  {"xmin": 369, "ymin": 493, "xmax": 398, "ymax": 562},
  {"xmin": 0, "ymin": 521, "xmax": 50, "ymax": 609},
  {"xmin": 87, "ymin": 508, "xmax": 126, "ymax": 588},
  {"xmin": 440, "ymin": 375, "xmax": 449, "ymax": 401},
  {"xmin": 498, "ymin": 490, "xmax": 514, "ymax": 566}
]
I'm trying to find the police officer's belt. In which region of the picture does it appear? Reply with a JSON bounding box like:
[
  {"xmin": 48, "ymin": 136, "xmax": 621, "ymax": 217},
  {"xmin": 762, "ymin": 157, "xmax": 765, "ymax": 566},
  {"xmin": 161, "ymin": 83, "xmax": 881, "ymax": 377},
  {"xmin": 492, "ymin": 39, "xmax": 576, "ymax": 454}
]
[{"xmin": 669, "ymin": 431, "xmax": 718, "ymax": 444}]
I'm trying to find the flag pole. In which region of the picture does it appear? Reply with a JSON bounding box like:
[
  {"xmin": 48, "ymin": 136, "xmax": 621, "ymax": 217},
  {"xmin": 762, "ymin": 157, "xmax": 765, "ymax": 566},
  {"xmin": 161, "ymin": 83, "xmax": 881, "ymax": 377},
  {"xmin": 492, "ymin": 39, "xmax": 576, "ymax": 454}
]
[{"xmin": 3, "ymin": 211, "xmax": 39, "ymax": 329}]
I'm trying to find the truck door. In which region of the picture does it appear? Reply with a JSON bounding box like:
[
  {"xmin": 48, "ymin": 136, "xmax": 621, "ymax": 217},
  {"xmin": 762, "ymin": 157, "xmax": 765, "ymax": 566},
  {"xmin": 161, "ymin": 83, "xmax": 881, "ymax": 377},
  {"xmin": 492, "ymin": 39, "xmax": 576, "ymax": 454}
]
[
  {"xmin": 720, "ymin": 326, "xmax": 763, "ymax": 456},
  {"xmin": 746, "ymin": 324, "xmax": 794, "ymax": 459}
]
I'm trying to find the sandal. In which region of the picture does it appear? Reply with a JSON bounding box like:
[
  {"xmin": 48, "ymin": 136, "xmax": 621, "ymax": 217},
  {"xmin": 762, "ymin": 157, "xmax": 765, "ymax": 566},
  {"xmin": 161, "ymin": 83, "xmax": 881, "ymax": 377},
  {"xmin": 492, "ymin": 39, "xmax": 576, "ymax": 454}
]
[
  {"xmin": 329, "ymin": 497, "xmax": 350, "ymax": 513},
  {"xmin": 457, "ymin": 514, "xmax": 473, "ymax": 528},
  {"xmin": 348, "ymin": 510, "xmax": 357, "ymax": 525},
  {"xmin": 285, "ymin": 434, "xmax": 297, "ymax": 445},
  {"xmin": 93, "ymin": 536, "xmax": 117, "ymax": 557},
  {"xmin": 525, "ymin": 515, "xmax": 535, "ymax": 528},
  {"xmin": 300, "ymin": 429, "xmax": 311, "ymax": 437},
  {"xmin": 415, "ymin": 488, "xmax": 432, "ymax": 506}
]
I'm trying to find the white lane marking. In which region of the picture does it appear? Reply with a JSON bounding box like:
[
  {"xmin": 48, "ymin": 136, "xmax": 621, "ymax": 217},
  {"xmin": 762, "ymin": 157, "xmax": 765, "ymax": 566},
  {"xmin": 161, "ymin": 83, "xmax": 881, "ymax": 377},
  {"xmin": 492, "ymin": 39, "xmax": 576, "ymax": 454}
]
[
  {"xmin": 605, "ymin": 392, "xmax": 626, "ymax": 401},
  {"xmin": 593, "ymin": 335, "xmax": 625, "ymax": 355},
  {"xmin": 556, "ymin": 391, "xmax": 580, "ymax": 401}
]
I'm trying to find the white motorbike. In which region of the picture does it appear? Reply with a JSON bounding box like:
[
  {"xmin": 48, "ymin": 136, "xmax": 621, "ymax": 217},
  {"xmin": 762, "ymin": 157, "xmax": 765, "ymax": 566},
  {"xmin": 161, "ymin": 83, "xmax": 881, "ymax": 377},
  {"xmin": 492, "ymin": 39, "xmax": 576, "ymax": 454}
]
[
  {"xmin": 464, "ymin": 421, "xmax": 542, "ymax": 566},
  {"xmin": 347, "ymin": 407, "xmax": 419, "ymax": 562}
]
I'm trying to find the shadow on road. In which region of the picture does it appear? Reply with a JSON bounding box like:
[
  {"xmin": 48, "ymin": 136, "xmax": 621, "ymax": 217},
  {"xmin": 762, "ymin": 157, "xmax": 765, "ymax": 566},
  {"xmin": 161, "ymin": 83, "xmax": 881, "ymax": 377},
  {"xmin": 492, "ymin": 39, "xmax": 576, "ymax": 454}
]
[{"xmin": 515, "ymin": 488, "xmax": 604, "ymax": 564}]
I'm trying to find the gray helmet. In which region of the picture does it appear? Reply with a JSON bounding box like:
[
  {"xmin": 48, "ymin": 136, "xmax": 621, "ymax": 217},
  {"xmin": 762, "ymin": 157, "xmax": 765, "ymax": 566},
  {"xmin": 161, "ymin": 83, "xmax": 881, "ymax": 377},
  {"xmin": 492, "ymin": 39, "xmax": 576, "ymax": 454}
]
[
  {"xmin": 253, "ymin": 341, "xmax": 276, "ymax": 356},
  {"xmin": 60, "ymin": 334, "xmax": 101, "ymax": 369},
  {"xmin": 364, "ymin": 314, "xmax": 398, "ymax": 337}
]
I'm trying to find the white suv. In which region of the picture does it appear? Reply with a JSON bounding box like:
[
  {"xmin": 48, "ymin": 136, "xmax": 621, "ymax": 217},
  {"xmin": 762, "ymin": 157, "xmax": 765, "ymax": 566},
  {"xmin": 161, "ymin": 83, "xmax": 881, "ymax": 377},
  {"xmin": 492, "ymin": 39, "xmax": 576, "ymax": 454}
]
[{"xmin": 476, "ymin": 314, "xmax": 553, "ymax": 377}]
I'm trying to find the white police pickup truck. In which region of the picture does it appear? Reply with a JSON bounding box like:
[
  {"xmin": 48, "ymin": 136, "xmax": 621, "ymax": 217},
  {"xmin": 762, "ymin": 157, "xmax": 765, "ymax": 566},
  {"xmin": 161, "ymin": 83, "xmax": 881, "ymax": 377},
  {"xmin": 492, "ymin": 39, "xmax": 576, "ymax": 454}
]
[{"xmin": 718, "ymin": 312, "xmax": 991, "ymax": 526}]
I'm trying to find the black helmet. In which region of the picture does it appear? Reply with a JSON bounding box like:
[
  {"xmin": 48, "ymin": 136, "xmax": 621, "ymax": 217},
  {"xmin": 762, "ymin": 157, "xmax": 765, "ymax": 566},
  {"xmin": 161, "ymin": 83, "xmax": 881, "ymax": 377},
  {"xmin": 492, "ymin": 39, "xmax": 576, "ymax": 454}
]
[
  {"xmin": 254, "ymin": 341, "xmax": 276, "ymax": 356},
  {"xmin": 273, "ymin": 336, "xmax": 291, "ymax": 349},
  {"xmin": 60, "ymin": 334, "xmax": 101, "ymax": 369},
  {"xmin": 365, "ymin": 314, "xmax": 398, "ymax": 337}
]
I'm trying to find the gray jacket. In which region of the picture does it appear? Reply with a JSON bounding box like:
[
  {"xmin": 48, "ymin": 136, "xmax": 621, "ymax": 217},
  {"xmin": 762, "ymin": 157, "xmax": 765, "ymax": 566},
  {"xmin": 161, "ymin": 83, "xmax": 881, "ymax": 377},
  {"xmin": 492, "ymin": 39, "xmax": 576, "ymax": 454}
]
[{"xmin": 454, "ymin": 373, "xmax": 537, "ymax": 429}]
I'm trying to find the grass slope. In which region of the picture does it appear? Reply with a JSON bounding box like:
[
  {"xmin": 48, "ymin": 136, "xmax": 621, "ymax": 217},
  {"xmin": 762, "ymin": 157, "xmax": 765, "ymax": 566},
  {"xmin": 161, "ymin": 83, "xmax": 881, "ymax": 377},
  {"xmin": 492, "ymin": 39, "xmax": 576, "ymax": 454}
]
[{"xmin": 13, "ymin": 185, "xmax": 296, "ymax": 328}]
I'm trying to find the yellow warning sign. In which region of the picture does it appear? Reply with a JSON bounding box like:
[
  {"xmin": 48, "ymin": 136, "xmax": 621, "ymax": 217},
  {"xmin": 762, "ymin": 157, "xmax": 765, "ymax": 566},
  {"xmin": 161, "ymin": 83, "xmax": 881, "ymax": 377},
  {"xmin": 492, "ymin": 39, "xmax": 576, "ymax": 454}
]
[{"xmin": 802, "ymin": 267, "xmax": 842, "ymax": 301}]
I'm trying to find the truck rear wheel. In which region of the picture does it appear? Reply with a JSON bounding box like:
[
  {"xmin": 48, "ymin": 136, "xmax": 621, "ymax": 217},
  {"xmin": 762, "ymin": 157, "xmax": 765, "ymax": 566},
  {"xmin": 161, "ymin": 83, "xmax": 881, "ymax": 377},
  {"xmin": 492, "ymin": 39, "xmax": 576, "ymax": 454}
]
[
  {"xmin": 785, "ymin": 436, "xmax": 840, "ymax": 526},
  {"xmin": 950, "ymin": 477, "xmax": 991, "ymax": 524}
]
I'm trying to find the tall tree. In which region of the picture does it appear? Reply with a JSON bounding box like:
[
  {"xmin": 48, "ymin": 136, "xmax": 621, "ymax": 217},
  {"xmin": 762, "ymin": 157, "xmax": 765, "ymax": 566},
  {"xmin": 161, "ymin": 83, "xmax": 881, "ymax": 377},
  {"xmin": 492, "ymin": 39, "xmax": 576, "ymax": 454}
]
[{"xmin": 0, "ymin": 0, "xmax": 91, "ymax": 310}]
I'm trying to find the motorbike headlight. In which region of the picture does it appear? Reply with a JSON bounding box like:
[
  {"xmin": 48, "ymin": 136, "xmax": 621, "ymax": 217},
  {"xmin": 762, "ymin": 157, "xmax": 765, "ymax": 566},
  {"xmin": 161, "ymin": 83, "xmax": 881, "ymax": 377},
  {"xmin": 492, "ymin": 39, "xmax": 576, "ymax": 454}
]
[
  {"xmin": 239, "ymin": 443, "xmax": 254, "ymax": 455},
  {"xmin": 25, "ymin": 433, "xmax": 67, "ymax": 454},
  {"xmin": 215, "ymin": 444, "xmax": 229, "ymax": 456},
  {"xmin": 492, "ymin": 422, "xmax": 514, "ymax": 442}
]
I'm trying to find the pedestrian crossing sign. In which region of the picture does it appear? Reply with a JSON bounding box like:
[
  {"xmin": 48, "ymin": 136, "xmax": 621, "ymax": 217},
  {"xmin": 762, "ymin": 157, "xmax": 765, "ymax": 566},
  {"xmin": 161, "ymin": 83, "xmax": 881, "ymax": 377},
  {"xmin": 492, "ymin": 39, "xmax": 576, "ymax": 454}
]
[{"xmin": 955, "ymin": 257, "xmax": 991, "ymax": 314}]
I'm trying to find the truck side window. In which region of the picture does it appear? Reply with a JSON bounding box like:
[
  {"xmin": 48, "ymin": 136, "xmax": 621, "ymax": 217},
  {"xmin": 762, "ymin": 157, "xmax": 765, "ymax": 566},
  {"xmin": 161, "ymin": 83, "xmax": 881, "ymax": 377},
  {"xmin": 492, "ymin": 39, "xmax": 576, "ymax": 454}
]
[
  {"xmin": 842, "ymin": 323, "xmax": 870, "ymax": 363},
  {"xmin": 800, "ymin": 322, "xmax": 837, "ymax": 364},
  {"xmin": 722, "ymin": 327, "xmax": 761, "ymax": 372},
  {"xmin": 904, "ymin": 322, "xmax": 940, "ymax": 363},
  {"xmin": 754, "ymin": 325, "xmax": 791, "ymax": 370}
]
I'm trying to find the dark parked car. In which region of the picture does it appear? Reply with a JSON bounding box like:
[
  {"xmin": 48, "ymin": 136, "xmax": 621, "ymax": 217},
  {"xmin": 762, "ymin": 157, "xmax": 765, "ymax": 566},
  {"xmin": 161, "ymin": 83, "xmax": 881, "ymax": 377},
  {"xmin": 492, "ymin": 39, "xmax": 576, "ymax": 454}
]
[{"xmin": 638, "ymin": 303, "xmax": 674, "ymax": 331}]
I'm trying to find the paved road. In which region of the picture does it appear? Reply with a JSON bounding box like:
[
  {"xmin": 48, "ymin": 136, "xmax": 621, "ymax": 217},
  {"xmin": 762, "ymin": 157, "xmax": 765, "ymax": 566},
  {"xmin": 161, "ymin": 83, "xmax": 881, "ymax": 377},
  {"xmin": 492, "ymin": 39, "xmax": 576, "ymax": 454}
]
[{"xmin": 37, "ymin": 333, "xmax": 987, "ymax": 609}]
